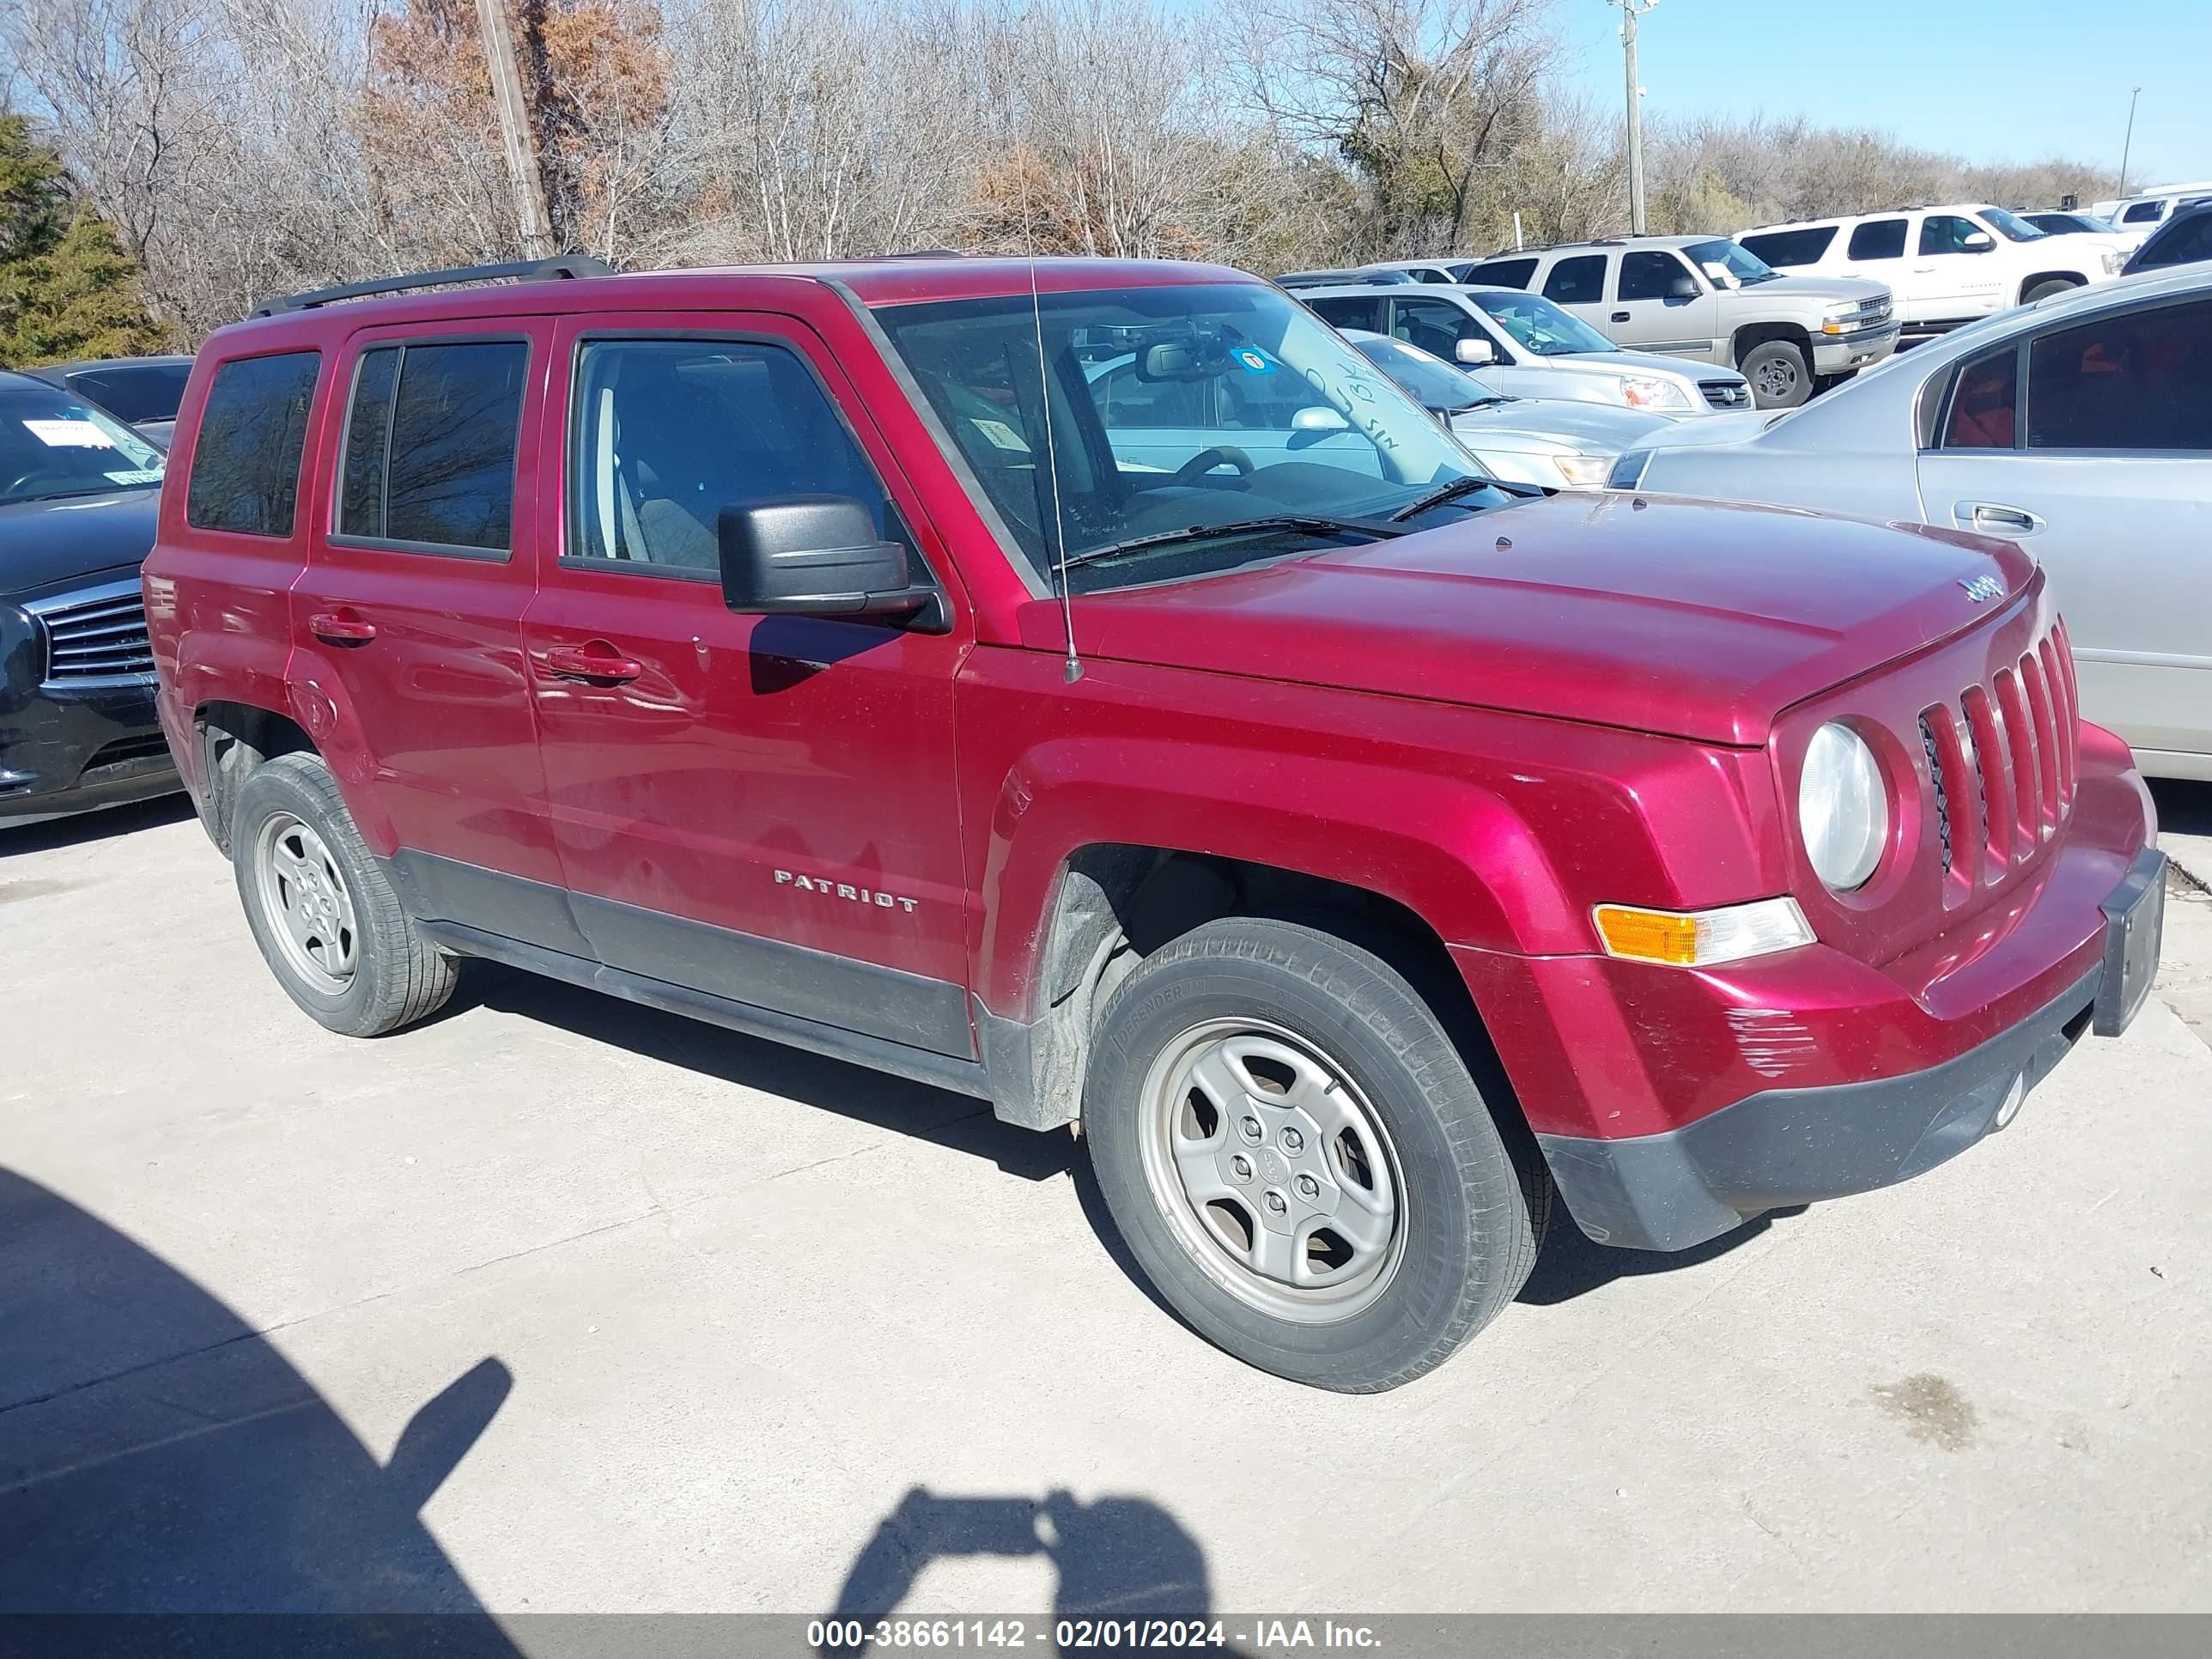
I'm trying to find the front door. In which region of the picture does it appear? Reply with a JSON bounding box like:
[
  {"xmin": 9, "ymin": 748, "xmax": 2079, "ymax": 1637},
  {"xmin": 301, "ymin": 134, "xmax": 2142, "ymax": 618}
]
[
  {"xmin": 1916, "ymin": 290, "xmax": 2212, "ymax": 766},
  {"xmin": 1908, "ymin": 213, "xmax": 2007, "ymax": 324},
  {"xmin": 520, "ymin": 316, "xmax": 977, "ymax": 1057},
  {"xmin": 1605, "ymin": 250, "xmax": 1721, "ymax": 362},
  {"xmin": 295, "ymin": 319, "xmax": 575, "ymax": 946}
]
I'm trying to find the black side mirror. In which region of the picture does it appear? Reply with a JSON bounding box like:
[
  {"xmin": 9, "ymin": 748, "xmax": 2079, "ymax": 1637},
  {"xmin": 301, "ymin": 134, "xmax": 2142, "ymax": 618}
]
[
  {"xmin": 716, "ymin": 495, "xmax": 939, "ymax": 624},
  {"xmin": 1667, "ymin": 272, "xmax": 1702, "ymax": 299}
]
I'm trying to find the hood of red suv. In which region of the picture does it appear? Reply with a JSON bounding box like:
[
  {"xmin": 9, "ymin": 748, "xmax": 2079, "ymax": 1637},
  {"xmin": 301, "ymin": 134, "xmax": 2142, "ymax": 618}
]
[{"xmin": 1036, "ymin": 493, "xmax": 2035, "ymax": 745}]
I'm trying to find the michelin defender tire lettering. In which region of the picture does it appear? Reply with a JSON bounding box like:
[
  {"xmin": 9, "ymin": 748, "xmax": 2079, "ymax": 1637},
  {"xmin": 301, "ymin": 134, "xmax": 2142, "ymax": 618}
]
[
  {"xmin": 1083, "ymin": 917, "xmax": 1547, "ymax": 1391},
  {"xmin": 232, "ymin": 751, "xmax": 457, "ymax": 1037}
]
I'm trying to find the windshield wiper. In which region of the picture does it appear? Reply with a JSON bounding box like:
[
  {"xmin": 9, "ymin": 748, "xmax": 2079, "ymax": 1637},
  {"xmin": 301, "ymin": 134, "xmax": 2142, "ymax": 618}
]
[
  {"xmin": 1059, "ymin": 514, "xmax": 1406, "ymax": 573},
  {"xmin": 1388, "ymin": 475, "xmax": 1501, "ymax": 520}
]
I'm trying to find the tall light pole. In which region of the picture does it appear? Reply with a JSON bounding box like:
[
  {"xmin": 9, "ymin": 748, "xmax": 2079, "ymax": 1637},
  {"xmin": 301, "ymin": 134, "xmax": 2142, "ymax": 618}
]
[
  {"xmin": 2118, "ymin": 86, "xmax": 2142, "ymax": 198},
  {"xmin": 1611, "ymin": 0, "xmax": 1659, "ymax": 234}
]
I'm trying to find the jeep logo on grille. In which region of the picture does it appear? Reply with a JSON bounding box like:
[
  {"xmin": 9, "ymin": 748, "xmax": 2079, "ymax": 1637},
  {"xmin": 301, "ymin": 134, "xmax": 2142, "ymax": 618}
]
[{"xmin": 1959, "ymin": 574, "xmax": 2004, "ymax": 604}]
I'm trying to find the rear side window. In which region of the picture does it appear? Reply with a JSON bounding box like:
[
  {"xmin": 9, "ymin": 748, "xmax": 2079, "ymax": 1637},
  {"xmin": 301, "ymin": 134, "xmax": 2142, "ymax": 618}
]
[
  {"xmin": 338, "ymin": 340, "xmax": 528, "ymax": 554},
  {"xmin": 1542, "ymin": 255, "xmax": 1607, "ymax": 305},
  {"xmin": 185, "ymin": 351, "xmax": 321, "ymax": 538},
  {"xmin": 1847, "ymin": 219, "xmax": 1908, "ymax": 261},
  {"xmin": 1938, "ymin": 344, "xmax": 2019, "ymax": 450},
  {"xmin": 1740, "ymin": 227, "xmax": 1837, "ymax": 268},
  {"xmin": 1306, "ymin": 296, "xmax": 1383, "ymax": 332},
  {"xmin": 2027, "ymin": 298, "xmax": 2212, "ymax": 451},
  {"xmin": 2122, "ymin": 200, "xmax": 2166, "ymax": 224},
  {"xmin": 1463, "ymin": 258, "xmax": 1536, "ymax": 289},
  {"xmin": 67, "ymin": 363, "xmax": 191, "ymax": 424}
]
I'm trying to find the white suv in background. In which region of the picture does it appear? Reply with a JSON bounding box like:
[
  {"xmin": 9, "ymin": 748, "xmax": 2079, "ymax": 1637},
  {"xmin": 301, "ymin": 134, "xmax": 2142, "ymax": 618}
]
[
  {"xmin": 2093, "ymin": 184, "xmax": 2212, "ymax": 233},
  {"xmin": 1740, "ymin": 204, "xmax": 2126, "ymax": 337}
]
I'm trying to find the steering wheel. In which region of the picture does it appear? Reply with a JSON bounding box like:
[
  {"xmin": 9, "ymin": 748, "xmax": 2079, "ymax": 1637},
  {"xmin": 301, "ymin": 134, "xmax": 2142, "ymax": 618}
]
[{"xmin": 1171, "ymin": 446, "xmax": 1255, "ymax": 487}]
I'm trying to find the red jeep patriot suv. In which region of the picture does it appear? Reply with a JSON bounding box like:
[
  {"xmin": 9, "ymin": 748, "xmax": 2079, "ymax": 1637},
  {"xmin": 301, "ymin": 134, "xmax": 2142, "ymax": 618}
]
[{"xmin": 144, "ymin": 256, "xmax": 2165, "ymax": 1391}]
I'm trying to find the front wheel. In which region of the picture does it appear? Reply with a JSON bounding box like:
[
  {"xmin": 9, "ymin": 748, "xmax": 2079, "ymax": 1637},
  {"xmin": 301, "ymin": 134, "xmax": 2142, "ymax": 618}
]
[
  {"xmin": 2021, "ymin": 277, "xmax": 2078, "ymax": 305},
  {"xmin": 1083, "ymin": 918, "xmax": 1548, "ymax": 1391},
  {"xmin": 1740, "ymin": 339, "xmax": 1812, "ymax": 409}
]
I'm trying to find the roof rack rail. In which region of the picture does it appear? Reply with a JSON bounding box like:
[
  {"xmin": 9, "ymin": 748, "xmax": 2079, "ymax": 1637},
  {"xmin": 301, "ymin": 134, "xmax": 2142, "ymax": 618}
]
[{"xmin": 249, "ymin": 255, "xmax": 614, "ymax": 319}]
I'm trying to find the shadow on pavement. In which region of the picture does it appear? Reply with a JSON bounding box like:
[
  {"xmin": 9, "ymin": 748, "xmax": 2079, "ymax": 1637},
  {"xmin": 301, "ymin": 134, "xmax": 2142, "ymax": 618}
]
[
  {"xmin": 0, "ymin": 791, "xmax": 194, "ymax": 857},
  {"xmin": 459, "ymin": 961, "xmax": 1076, "ymax": 1182},
  {"xmin": 1516, "ymin": 1204, "xmax": 1804, "ymax": 1307},
  {"xmin": 0, "ymin": 1166, "xmax": 516, "ymax": 1644},
  {"xmin": 825, "ymin": 1486, "xmax": 1246, "ymax": 1656}
]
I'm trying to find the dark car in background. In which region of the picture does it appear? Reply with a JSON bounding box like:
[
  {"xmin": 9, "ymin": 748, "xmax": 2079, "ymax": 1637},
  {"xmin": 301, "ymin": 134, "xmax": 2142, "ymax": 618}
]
[
  {"xmin": 2124, "ymin": 203, "xmax": 2212, "ymax": 276},
  {"xmin": 1, "ymin": 371, "xmax": 176, "ymax": 829},
  {"xmin": 24, "ymin": 356, "xmax": 194, "ymax": 450}
]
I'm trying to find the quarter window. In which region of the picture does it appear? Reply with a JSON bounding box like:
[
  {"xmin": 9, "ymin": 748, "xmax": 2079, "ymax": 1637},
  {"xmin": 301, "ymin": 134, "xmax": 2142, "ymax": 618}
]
[
  {"xmin": 1542, "ymin": 255, "xmax": 1607, "ymax": 306},
  {"xmin": 567, "ymin": 338, "xmax": 897, "ymax": 573},
  {"xmin": 2027, "ymin": 299, "xmax": 2212, "ymax": 452},
  {"xmin": 338, "ymin": 340, "xmax": 528, "ymax": 552},
  {"xmin": 185, "ymin": 351, "xmax": 321, "ymax": 538},
  {"xmin": 1846, "ymin": 219, "xmax": 1907, "ymax": 261}
]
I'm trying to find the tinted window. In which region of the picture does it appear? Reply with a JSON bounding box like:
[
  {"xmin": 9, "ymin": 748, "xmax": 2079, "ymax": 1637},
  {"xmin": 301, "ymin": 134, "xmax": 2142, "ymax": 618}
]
[
  {"xmin": 185, "ymin": 351, "xmax": 320, "ymax": 537},
  {"xmin": 568, "ymin": 339, "xmax": 894, "ymax": 571},
  {"xmin": 1847, "ymin": 219, "xmax": 1908, "ymax": 261},
  {"xmin": 1463, "ymin": 257, "xmax": 1537, "ymax": 289},
  {"xmin": 340, "ymin": 341, "xmax": 527, "ymax": 551},
  {"xmin": 2136, "ymin": 212, "xmax": 2212, "ymax": 270},
  {"xmin": 1740, "ymin": 227, "xmax": 1838, "ymax": 267},
  {"xmin": 65, "ymin": 363, "xmax": 191, "ymax": 424},
  {"xmin": 2027, "ymin": 299, "xmax": 2212, "ymax": 451},
  {"xmin": 1306, "ymin": 296, "xmax": 1383, "ymax": 332},
  {"xmin": 2122, "ymin": 201, "xmax": 2166, "ymax": 224},
  {"xmin": 1542, "ymin": 255, "xmax": 1607, "ymax": 305},
  {"xmin": 1411, "ymin": 269, "xmax": 1452, "ymax": 284},
  {"xmin": 1939, "ymin": 345, "xmax": 2019, "ymax": 449},
  {"xmin": 1919, "ymin": 215, "xmax": 1985, "ymax": 256},
  {"xmin": 1617, "ymin": 251, "xmax": 1691, "ymax": 301}
]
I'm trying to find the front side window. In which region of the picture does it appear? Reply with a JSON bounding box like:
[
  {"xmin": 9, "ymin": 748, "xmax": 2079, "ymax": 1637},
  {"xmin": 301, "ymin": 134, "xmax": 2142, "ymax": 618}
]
[
  {"xmin": 1390, "ymin": 297, "xmax": 1482, "ymax": 359},
  {"xmin": 1939, "ymin": 345, "xmax": 2019, "ymax": 449},
  {"xmin": 338, "ymin": 340, "xmax": 527, "ymax": 553},
  {"xmin": 568, "ymin": 338, "xmax": 897, "ymax": 572},
  {"xmin": 1617, "ymin": 251, "xmax": 1694, "ymax": 301},
  {"xmin": 1919, "ymin": 216, "xmax": 1986, "ymax": 257},
  {"xmin": 876, "ymin": 281, "xmax": 1503, "ymax": 593},
  {"xmin": 2137, "ymin": 213, "xmax": 2212, "ymax": 270},
  {"xmin": 1466, "ymin": 290, "xmax": 1617, "ymax": 356},
  {"xmin": 0, "ymin": 380, "xmax": 167, "ymax": 507},
  {"xmin": 1543, "ymin": 255, "xmax": 1607, "ymax": 305},
  {"xmin": 1847, "ymin": 219, "xmax": 1908, "ymax": 261},
  {"xmin": 2027, "ymin": 299, "xmax": 2212, "ymax": 452},
  {"xmin": 185, "ymin": 351, "xmax": 319, "ymax": 536}
]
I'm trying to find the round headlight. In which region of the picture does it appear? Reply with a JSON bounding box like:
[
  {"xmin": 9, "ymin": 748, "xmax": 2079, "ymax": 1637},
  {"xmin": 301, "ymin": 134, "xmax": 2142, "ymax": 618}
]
[{"xmin": 1799, "ymin": 721, "xmax": 1888, "ymax": 891}]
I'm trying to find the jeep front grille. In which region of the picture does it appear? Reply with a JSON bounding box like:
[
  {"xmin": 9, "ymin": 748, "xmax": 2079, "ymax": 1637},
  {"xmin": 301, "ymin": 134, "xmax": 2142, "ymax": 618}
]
[
  {"xmin": 1919, "ymin": 617, "xmax": 2077, "ymax": 889},
  {"xmin": 23, "ymin": 580, "xmax": 155, "ymax": 687}
]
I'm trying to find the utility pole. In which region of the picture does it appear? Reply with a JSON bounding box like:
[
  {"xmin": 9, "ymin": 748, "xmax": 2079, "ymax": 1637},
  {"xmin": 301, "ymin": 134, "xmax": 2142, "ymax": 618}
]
[
  {"xmin": 476, "ymin": 0, "xmax": 553, "ymax": 258},
  {"xmin": 2118, "ymin": 86, "xmax": 2142, "ymax": 197},
  {"xmin": 1612, "ymin": 0, "xmax": 1658, "ymax": 235}
]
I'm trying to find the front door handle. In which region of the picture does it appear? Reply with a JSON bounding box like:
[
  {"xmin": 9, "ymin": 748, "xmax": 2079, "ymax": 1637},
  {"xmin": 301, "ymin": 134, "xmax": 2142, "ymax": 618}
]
[
  {"xmin": 542, "ymin": 641, "xmax": 644, "ymax": 684},
  {"xmin": 1610, "ymin": 310, "xmax": 1631, "ymax": 322},
  {"xmin": 308, "ymin": 611, "xmax": 377, "ymax": 646},
  {"xmin": 1954, "ymin": 501, "xmax": 2045, "ymax": 538}
]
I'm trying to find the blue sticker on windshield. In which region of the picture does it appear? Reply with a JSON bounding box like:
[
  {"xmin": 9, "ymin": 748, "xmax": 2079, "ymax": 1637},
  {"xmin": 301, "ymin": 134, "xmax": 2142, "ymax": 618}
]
[{"xmin": 1231, "ymin": 346, "xmax": 1277, "ymax": 374}]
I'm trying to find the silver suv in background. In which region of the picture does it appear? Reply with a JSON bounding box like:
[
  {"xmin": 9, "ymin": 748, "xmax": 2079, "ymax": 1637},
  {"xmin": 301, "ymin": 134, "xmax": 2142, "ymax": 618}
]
[
  {"xmin": 1298, "ymin": 281, "xmax": 1753, "ymax": 415},
  {"xmin": 1461, "ymin": 235, "xmax": 1896, "ymax": 408}
]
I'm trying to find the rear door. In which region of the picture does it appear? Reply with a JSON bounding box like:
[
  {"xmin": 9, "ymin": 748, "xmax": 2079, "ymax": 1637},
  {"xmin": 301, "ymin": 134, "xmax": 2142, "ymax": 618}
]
[
  {"xmin": 1540, "ymin": 253, "xmax": 1614, "ymax": 337},
  {"xmin": 1915, "ymin": 290, "xmax": 2212, "ymax": 764},
  {"xmin": 1605, "ymin": 250, "xmax": 1721, "ymax": 361},
  {"xmin": 294, "ymin": 319, "xmax": 574, "ymax": 946},
  {"xmin": 520, "ymin": 313, "xmax": 977, "ymax": 1056},
  {"xmin": 1835, "ymin": 217, "xmax": 1912, "ymax": 310}
]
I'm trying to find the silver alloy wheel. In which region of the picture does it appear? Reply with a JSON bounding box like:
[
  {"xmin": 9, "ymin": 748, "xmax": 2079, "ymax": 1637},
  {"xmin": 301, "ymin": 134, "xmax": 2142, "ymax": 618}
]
[
  {"xmin": 1753, "ymin": 353, "xmax": 1801, "ymax": 401},
  {"xmin": 1136, "ymin": 1018, "xmax": 1406, "ymax": 1323},
  {"xmin": 254, "ymin": 811, "xmax": 360, "ymax": 994}
]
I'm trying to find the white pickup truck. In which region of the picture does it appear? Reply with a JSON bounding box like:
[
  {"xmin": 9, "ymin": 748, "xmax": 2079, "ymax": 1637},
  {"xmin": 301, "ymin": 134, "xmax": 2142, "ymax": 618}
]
[{"xmin": 1740, "ymin": 204, "xmax": 2127, "ymax": 338}]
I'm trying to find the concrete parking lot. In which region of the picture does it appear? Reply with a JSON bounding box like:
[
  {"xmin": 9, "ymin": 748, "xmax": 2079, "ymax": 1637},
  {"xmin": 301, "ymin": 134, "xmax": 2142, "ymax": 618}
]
[{"xmin": 4, "ymin": 786, "xmax": 2210, "ymax": 1618}]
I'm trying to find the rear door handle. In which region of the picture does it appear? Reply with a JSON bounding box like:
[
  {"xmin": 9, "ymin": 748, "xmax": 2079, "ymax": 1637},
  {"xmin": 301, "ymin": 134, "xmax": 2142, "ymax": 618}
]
[
  {"xmin": 308, "ymin": 611, "xmax": 377, "ymax": 645},
  {"xmin": 1610, "ymin": 310, "xmax": 1631, "ymax": 322},
  {"xmin": 542, "ymin": 641, "xmax": 644, "ymax": 684},
  {"xmin": 1955, "ymin": 501, "xmax": 2045, "ymax": 537}
]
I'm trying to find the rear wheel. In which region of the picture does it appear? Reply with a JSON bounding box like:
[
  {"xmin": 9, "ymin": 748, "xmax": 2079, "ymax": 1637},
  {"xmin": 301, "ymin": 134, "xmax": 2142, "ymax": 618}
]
[
  {"xmin": 232, "ymin": 752, "xmax": 456, "ymax": 1036},
  {"xmin": 1084, "ymin": 918, "xmax": 1548, "ymax": 1391},
  {"xmin": 1740, "ymin": 339, "xmax": 1812, "ymax": 409}
]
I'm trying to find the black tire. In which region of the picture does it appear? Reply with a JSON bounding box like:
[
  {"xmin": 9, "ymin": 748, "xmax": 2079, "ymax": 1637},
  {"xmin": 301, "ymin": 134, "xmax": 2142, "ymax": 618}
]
[
  {"xmin": 231, "ymin": 751, "xmax": 456, "ymax": 1037},
  {"xmin": 2021, "ymin": 276, "xmax": 2077, "ymax": 305},
  {"xmin": 1739, "ymin": 339, "xmax": 1812, "ymax": 409},
  {"xmin": 1083, "ymin": 917, "xmax": 1548, "ymax": 1392}
]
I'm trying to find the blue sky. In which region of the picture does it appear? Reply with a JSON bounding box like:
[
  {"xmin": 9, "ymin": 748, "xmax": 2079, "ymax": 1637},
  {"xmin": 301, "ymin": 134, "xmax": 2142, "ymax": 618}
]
[{"xmin": 1554, "ymin": 0, "xmax": 2209, "ymax": 185}]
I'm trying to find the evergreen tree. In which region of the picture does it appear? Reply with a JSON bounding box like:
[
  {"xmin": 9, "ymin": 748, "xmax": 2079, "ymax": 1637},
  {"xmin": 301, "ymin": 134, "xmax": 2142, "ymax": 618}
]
[{"xmin": 0, "ymin": 111, "xmax": 165, "ymax": 367}]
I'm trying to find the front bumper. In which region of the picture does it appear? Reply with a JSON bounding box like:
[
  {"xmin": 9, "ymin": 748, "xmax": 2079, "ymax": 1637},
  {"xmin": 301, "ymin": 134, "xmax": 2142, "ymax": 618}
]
[
  {"xmin": 0, "ymin": 678, "xmax": 177, "ymax": 826},
  {"xmin": 1812, "ymin": 322, "xmax": 1901, "ymax": 374},
  {"xmin": 1533, "ymin": 848, "xmax": 2166, "ymax": 1250}
]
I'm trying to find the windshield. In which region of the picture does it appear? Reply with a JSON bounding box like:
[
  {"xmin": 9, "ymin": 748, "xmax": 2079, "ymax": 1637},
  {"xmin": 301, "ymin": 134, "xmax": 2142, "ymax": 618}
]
[
  {"xmin": 877, "ymin": 281, "xmax": 1504, "ymax": 593},
  {"xmin": 0, "ymin": 380, "xmax": 166, "ymax": 507},
  {"xmin": 1465, "ymin": 290, "xmax": 1618, "ymax": 356},
  {"xmin": 1981, "ymin": 206, "xmax": 2047, "ymax": 243},
  {"xmin": 1346, "ymin": 335, "xmax": 1502, "ymax": 411},
  {"xmin": 1683, "ymin": 239, "xmax": 1780, "ymax": 286}
]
